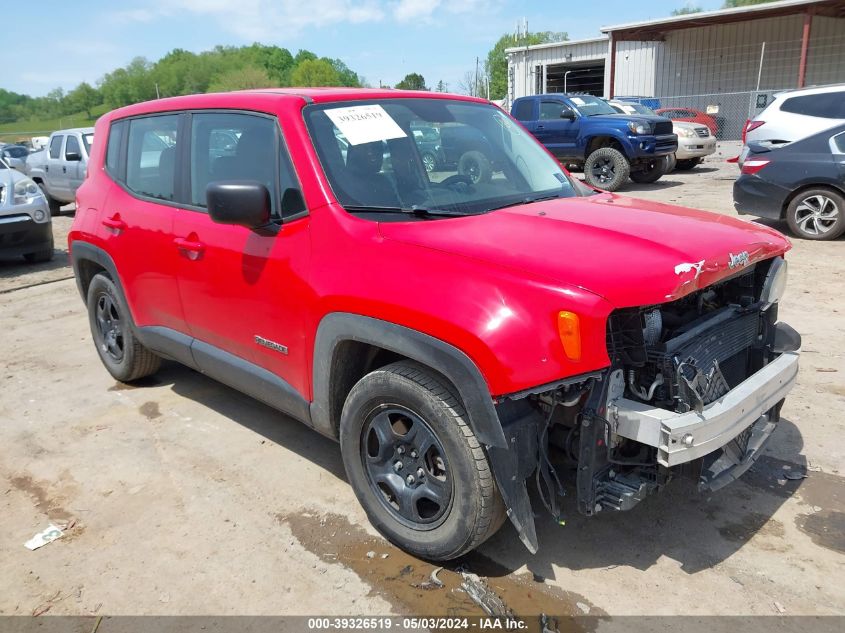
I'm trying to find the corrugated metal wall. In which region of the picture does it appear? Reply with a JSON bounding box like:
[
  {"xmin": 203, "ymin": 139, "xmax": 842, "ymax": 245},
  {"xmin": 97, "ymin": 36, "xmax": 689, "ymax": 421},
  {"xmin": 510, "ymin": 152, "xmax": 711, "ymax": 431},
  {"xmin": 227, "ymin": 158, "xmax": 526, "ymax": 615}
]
[
  {"xmin": 506, "ymin": 12, "xmax": 845, "ymax": 103},
  {"xmin": 653, "ymin": 14, "xmax": 806, "ymax": 96},
  {"xmin": 614, "ymin": 41, "xmax": 659, "ymax": 97},
  {"xmin": 507, "ymin": 38, "xmax": 608, "ymax": 103}
]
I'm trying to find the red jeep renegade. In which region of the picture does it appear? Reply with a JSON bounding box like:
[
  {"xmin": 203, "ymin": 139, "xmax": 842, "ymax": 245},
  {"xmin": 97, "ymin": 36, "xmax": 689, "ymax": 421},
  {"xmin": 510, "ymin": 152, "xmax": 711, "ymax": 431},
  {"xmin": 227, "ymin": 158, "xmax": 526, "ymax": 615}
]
[{"xmin": 69, "ymin": 89, "xmax": 800, "ymax": 560}]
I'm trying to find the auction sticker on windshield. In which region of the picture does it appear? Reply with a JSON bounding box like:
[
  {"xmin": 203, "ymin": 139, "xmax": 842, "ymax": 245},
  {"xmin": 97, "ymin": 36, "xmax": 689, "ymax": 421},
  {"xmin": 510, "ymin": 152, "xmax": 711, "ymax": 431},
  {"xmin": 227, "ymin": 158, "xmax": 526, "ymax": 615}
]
[{"xmin": 325, "ymin": 104, "xmax": 406, "ymax": 145}]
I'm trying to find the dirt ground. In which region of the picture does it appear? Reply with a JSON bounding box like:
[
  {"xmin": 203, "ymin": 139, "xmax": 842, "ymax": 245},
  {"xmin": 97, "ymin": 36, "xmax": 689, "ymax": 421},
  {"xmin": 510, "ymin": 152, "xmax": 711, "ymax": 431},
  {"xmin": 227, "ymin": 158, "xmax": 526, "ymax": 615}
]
[{"xmin": 1, "ymin": 146, "xmax": 843, "ymax": 618}]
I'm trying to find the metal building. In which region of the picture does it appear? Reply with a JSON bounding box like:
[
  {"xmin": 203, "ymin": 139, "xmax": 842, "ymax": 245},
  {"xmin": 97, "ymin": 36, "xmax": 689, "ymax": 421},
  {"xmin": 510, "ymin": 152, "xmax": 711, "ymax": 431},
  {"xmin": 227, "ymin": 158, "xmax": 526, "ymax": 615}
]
[{"xmin": 506, "ymin": 0, "xmax": 845, "ymax": 138}]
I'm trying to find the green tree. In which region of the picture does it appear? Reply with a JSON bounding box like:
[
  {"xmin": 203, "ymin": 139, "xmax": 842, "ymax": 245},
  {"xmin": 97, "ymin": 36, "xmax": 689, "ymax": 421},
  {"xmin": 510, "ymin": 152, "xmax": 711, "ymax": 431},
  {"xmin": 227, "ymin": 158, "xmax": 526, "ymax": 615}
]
[
  {"xmin": 485, "ymin": 31, "xmax": 567, "ymax": 100},
  {"xmin": 723, "ymin": 0, "xmax": 777, "ymax": 6},
  {"xmin": 289, "ymin": 59, "xmax": 341, "ymax": 86},
  {"xmin": 395, "ymin": 73, "xmax": 428, "ymax": 91},
  {"xmin": 66, "ymin": 82, "xmax": 101, "ymax": 118},
  {"xmin": 208, "ymin": 66, "xmax": 273, "ymax": 92},
  {"xmin": 672, "ymin": 4, "xmax": 703, "ymax": 15},
  {"xmin": 435, "ymin": 80, "xmax": 448, "ymax": 92}
]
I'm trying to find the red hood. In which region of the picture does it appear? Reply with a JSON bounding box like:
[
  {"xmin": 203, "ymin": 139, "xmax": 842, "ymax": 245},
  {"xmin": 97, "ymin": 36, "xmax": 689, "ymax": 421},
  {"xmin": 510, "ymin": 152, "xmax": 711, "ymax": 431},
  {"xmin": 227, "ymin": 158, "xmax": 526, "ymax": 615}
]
[{"xmin": 379, "ymin": 193, "xmax": 790, "ymax": 308}]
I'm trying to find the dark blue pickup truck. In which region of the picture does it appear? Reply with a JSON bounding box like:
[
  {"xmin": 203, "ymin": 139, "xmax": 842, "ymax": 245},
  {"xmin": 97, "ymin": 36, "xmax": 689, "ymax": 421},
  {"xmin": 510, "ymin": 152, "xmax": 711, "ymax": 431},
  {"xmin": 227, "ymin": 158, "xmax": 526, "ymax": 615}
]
[{"xmin": 511, "ymin": 94, "xmax": 678, "ymax": 191}]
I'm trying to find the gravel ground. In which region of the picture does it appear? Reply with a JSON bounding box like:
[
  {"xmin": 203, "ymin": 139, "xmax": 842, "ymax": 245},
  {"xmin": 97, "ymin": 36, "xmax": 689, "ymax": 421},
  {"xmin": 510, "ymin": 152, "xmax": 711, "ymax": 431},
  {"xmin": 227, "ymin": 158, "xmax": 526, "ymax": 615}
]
[{"xmin": 1, "ymin": 149, "xmax": 843, "ymax": 617}]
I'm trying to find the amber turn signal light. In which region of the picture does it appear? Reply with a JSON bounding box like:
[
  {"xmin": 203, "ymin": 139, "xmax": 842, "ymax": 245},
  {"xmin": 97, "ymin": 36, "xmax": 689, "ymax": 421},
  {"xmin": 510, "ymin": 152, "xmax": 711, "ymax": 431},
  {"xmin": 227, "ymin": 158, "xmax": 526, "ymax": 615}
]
[{"xmin": 557, "ymin": 311, "xmax": 581, "ymax": 361}]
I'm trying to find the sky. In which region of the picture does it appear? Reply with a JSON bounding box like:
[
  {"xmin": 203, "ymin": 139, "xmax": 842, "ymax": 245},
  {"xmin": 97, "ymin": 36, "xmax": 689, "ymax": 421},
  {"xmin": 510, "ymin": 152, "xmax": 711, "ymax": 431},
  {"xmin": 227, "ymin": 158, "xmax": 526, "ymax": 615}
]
[{"xmin": 6, "ymin": 0, "xmax": 726, "ymax": 97}]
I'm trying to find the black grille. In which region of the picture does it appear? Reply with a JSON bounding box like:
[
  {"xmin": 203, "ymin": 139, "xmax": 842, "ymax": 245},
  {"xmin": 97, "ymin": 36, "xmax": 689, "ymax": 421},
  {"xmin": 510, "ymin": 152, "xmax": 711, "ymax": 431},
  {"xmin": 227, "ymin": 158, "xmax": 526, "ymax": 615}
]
[
  {"xmin": 695, "ymin": 127, "xmax": 709, "ymax": 138},
  {"xmin": 654, "ymin": 121, "xmax": 674, "ymax": 135}
]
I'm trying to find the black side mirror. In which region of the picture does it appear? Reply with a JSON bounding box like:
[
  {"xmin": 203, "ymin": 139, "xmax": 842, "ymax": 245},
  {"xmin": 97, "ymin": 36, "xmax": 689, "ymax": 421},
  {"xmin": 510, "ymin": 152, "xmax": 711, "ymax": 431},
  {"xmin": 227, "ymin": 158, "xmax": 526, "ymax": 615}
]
[
  {"xmin": 560, "ymin": 110, "xmax": 576, "ymax": 120},
  {"xmin": 207, "ymin": 181, "xmax": 271, "ymax": 228},
  {"xmin": 65, "ymin": 151, "xmax": 81, "ymax": 161}
]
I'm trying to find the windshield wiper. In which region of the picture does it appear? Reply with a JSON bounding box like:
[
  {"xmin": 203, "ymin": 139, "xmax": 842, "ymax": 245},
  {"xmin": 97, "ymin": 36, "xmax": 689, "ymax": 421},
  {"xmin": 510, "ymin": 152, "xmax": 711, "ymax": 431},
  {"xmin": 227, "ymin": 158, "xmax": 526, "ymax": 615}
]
[
  {"xmin": 343, "ymin": 205, "xmax": 471, "ymax": 217},
  {"xmin": 486, "ymin": 193, "xmax": 567, "ymax": 212}
]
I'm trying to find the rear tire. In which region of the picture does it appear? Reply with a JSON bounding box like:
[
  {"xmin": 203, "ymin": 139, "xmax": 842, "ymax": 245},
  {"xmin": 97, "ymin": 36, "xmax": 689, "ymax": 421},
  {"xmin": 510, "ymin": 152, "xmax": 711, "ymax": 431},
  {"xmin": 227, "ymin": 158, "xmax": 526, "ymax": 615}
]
[
  {"xmin": 583, "ymin": 147, "xmax": 630, "ymax": 191},
  {"xmin": 339, "ymin": 361, "xmax": 505, "ymax": 561},
  {"xmin": 630, "ymin": 156, "xmax": 669, "ymax": 184},
  {"xmin": 87, "ymin": 273, "xmax": 161, "ymax": 382},
  {"xmin": 786, "ymin": 188, "xmax": 845, "ymax": 241},
  {"xmin": 457, "ymin": 151, "xmax": 492, "ymax": 184},
  {"xmin": 675, "ymin": 158, "xmax": 701, "ymax": 170}
]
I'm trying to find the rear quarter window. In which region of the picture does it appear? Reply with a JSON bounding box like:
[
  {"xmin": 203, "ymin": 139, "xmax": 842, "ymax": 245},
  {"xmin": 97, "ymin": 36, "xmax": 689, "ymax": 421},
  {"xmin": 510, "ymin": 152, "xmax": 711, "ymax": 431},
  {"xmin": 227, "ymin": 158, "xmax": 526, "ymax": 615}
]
[
  {"xmin": 106, "ymin": 120, "xmax": 126, "ymax": 176},
  {"xmin": 781, "ymin": 92, "xmax": 845, "ymax": 119}
]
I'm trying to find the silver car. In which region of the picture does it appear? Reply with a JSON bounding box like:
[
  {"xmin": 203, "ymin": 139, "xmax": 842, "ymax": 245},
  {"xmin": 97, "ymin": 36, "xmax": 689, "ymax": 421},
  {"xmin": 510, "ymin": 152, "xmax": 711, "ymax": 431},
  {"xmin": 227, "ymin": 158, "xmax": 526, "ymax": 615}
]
[
  {"xmin": 1, "ymin": 144, "xmax": 31, "ymax": 172},
  {"xmin": 0, "ymin": 157, "xmax": 53, "ymax": 262}
]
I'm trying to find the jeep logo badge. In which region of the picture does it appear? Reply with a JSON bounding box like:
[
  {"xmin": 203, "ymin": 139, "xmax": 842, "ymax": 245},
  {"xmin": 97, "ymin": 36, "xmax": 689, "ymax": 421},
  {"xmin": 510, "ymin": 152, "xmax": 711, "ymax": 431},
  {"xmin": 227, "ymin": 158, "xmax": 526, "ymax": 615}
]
[{"xmin": 728, "ymin": 251, "xmax": 750, "ymax": 269}]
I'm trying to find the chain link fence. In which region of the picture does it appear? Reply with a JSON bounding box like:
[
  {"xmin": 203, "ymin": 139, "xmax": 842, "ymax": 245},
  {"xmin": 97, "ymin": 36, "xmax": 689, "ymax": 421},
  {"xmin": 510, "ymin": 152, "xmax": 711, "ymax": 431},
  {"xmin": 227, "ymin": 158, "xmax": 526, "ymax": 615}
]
[{"xmin": 622, "ymin": 33, "xmax": 845, "ymax": 140}]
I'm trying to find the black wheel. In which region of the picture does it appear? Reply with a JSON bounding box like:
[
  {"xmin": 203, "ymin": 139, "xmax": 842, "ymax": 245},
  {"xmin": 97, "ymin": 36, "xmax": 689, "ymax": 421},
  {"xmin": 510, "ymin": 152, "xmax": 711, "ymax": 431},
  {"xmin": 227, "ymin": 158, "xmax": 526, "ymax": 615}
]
[
  {"xmin": 421, "ymin": 151, "xmax": 437, "ymax": 173},
  {"xmin": 340, "ymin": 361, "xmax": 505, "ymax": 560},
  {"xmin": 457, "ymin": 150, "xmax": 492, "ymax": 184},
  {"xmin": 87, "ymin": 274, "xmax": 161, "ymax": 382},
  {"xmin": 675, "ymin": 158, "xmax": 701, "ymax": 170},
  {"xmin": 23, "ymin": 234, "xmax": 54, "ymax": 263},
  {"xmin": 786, "ymin": 188, "xmax": 845, "ymax": 241},
  {"xmin": 583, "ymin": 147, "xmax": 630, "ymax": 191},
  {"xmin": 630, "ymin": 156, "xmax": 669, "ymax": 184}
]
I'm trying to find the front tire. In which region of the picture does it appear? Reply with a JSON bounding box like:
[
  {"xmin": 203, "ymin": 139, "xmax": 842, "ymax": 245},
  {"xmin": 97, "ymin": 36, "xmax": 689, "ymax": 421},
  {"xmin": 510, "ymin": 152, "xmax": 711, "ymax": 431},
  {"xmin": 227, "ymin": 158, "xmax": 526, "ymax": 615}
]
[
  {"xmin": 340, "ymin": 361, "xmax": 505, "ymax": 560},
  {"xmin": 786, "ymin": 188, "xmax": 845, "ymax": 240},
  {"xmin": 630, "ymin": 156, "xmax": 669, "ymax": 184},
  {"xmin": 38, "ymin": 184, "xmax": 63, "ymax": 216},
  {"xmin": 457, "ymin": 150, "xmax": 492, "ymax": 184},
  {"xmin": 675, "ymin": 158, "xmax": 701, "ymax": 170},
  {"xmin": 23, "ymin": 236, "xmax": 54, "ymax": 263},
  {"xmin": 87, "ymin": 273, "xmax": 161, "ymax": 382},
  {"xmin": 583, "ymin": 147, "xmax": 630, "ymax": 191}
]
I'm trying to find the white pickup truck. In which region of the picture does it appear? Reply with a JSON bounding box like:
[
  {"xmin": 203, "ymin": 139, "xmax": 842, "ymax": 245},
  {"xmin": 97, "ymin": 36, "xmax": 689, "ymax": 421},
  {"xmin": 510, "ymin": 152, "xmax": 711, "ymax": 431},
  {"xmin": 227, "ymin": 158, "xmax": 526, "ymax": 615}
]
[{"xmin": 25, "ymin": 127, "xmax": 94, "ymax": 215}]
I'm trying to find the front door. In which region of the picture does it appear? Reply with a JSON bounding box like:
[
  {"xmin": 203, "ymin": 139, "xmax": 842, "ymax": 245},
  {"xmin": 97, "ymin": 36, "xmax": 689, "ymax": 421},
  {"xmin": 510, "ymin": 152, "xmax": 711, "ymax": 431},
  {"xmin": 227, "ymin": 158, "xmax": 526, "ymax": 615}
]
[
  {"xmin": 46, "ymin": 134, "xmax": 70, "ymax": 201},
  {"xmin": 173, "ymin": 111, "xmax": 312, "ymax": 399},
  {"xmin": 64, "ymin": 134, "xmax": 86, "ymax": 198},
  {"xmin": 537, "ymin": 100, "xmax": 579, "ymax": 159}
]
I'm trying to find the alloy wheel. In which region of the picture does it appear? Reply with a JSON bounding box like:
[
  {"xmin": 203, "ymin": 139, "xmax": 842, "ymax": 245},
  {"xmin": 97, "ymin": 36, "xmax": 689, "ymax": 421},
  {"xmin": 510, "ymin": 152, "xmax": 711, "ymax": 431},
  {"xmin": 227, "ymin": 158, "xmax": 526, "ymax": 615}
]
[
  {"xmin": 591, "ymin": 157, "xmax": 615, "ymax": 184},
  {"xmin": 794, "ymin": 194, "xmax": 840, "ymax": 236},
  {"xmin": 95, "ymin": 293, "xmax": 124, "ymax": 362}
]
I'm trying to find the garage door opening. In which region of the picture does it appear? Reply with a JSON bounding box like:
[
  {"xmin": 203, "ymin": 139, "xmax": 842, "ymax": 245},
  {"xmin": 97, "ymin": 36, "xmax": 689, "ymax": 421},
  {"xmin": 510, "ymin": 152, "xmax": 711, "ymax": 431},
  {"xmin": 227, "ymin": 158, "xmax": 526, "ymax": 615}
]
[{"xmin": 545, "ymin": 62, "xmax": 605, "ymax": 96}]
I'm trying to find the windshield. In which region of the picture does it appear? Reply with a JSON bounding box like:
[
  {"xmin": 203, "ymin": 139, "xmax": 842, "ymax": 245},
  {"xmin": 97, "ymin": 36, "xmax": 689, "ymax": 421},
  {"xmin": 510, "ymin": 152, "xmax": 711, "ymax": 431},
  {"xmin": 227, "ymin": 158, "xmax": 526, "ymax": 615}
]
[
  {"xmin": 568, "ymin": 95, "xmax": 618, "ymax": 116},
  {"xmin": 304, "ymin": 98, "xmax": 576, "ymax": 217},
  {"xmin": 83, "ymin": 134, "xmax": 94, "ymax": 154},
  {"xmin": 610, "ymin": 101, "xmax": 657, "ymax": 116},
  {"xmin": 3, "ymin": 146, "xmax": 28, "ymax": 158}
]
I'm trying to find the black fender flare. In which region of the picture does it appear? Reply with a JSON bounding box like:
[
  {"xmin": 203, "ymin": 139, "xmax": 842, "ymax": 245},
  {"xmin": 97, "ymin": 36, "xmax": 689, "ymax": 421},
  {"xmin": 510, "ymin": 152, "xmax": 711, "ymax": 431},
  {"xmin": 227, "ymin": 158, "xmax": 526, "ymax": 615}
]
[
  {"xmin": 70, "ymin": 241, "xmax": 128, "ymax": 308},
  {"xmin": 310, "ymin": 313, "xmax": 507, "ymax": 449}
]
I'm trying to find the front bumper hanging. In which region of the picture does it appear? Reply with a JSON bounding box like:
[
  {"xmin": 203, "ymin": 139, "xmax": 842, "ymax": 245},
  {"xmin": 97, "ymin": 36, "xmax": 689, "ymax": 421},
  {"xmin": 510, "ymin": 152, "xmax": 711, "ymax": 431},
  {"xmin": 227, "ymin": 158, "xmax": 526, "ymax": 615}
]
[{"xmin": 608, "ymin": 350, "xmax": 799, "ymax": 467}]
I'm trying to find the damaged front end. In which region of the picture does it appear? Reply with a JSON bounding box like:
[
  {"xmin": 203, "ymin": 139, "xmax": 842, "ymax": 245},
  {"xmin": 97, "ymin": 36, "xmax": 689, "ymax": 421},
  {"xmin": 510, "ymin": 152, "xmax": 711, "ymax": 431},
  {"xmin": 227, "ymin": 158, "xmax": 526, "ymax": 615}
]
[{"xmin": 487, "ymin": 256, "xmax": 800, "ymax": 553}]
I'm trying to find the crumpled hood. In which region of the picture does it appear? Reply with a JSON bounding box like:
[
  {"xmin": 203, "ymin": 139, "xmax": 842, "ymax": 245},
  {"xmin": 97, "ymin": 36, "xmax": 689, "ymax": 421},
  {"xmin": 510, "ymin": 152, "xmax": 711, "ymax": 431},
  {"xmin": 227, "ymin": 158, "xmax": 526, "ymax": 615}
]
[{"xmin": 379, "ymin": 193, "xmax": 790, "ymax": 308}]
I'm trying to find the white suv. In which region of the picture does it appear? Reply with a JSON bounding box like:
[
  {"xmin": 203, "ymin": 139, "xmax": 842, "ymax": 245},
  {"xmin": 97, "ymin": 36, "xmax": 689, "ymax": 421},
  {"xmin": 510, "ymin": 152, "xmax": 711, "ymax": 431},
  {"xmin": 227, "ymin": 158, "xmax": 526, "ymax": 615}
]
[{"xmin": 741, "ymin": 84, "xmax": 845, "ymax": 163}]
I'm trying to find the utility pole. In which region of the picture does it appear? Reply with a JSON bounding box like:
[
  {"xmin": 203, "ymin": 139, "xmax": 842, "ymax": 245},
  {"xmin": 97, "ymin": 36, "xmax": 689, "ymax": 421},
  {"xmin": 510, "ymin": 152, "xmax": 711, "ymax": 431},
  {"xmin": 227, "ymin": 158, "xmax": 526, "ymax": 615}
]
[{"xmin": 475, "ymin": 57, "xmax": 480, "ymax": 97}]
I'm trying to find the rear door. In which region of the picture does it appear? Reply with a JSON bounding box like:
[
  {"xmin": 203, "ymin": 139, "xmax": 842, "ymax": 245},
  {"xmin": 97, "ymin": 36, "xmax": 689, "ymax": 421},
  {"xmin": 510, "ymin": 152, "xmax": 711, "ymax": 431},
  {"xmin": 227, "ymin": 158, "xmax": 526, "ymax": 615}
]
[
  {"xmin": 774, "ymin": 90, "xmax": 845, "ymax": 143},
  {"xmin": 512, "ymin": 98, "xmax": 537, "ymax": 134},
  {"xmin": 100, "ymin": 114, "xmax": 188, "ymax": 339},
  {"xmin": 173, "ymin": 110, "xmax": 312, "ymax": 399}
]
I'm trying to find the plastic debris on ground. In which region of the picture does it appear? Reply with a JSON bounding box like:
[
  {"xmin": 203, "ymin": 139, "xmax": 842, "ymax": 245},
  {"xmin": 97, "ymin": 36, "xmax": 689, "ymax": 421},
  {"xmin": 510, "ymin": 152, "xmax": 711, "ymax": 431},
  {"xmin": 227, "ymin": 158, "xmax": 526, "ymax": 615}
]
[{"xmin": 24, "ymin": 524, "xmax": 64, "ymax": 550}]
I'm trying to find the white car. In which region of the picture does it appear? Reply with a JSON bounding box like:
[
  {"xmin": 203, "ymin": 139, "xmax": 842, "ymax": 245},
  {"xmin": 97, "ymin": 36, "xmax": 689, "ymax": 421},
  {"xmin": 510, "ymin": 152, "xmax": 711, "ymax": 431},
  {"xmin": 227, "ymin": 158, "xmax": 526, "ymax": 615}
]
[
  {"xmin": 607, "ymin": 100, "xmax": 715, "ymax": 170},
  {"xmin": 740, "ymin": 84, "xmax": 845, "ymax": 165}
]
